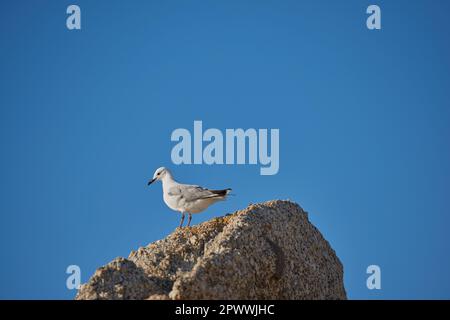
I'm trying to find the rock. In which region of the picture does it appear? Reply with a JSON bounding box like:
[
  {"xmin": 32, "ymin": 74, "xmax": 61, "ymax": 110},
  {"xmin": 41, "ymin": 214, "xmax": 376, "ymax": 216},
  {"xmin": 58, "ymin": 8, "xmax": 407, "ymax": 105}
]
[{"xmin": 75, "ymin": 200, "xmax": 347, "ymax": 300}]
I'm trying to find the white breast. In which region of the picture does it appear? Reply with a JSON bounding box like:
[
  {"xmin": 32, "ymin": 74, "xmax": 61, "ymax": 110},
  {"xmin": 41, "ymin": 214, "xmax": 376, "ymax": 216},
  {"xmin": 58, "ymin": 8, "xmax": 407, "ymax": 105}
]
[{"xmin": 163, "ymin": 191, "xmax": 182, "ymax": 212}]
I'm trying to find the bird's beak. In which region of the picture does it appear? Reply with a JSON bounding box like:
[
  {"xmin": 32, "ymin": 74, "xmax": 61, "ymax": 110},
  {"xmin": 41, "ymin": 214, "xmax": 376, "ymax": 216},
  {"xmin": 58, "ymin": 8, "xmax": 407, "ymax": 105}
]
[{"xmin": 147, "ymin": 178, "xmax": 156, "ymax": 186}]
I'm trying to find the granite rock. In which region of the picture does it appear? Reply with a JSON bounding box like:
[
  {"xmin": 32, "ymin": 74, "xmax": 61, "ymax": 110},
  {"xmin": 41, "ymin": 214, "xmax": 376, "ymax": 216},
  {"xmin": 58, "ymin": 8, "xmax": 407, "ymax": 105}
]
[{"xmin": 75, "ymin": 200, "xmax": 346, "ymax": 300}]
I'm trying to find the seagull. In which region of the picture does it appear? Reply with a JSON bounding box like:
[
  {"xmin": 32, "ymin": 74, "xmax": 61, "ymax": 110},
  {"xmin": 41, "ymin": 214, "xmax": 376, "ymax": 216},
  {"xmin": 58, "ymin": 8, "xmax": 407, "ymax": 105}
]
[{"xmin": 148, "ymin": 167, "xmax": 232, "ymax": 228}]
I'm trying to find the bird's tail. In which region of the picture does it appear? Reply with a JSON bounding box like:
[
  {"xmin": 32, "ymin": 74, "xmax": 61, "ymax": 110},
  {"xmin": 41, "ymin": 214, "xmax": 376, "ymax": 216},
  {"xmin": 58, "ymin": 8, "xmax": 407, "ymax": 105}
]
[{"xmin": 209, "ymin": 188, "xmax": 232, "ymax": 197}]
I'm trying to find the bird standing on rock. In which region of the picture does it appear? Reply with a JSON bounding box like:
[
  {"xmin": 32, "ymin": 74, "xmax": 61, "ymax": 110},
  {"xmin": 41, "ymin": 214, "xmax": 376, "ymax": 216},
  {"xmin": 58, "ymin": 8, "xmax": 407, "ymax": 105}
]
[{"xmin": 148, "ymin": 167, "xmax": 232, "ymax": 228}]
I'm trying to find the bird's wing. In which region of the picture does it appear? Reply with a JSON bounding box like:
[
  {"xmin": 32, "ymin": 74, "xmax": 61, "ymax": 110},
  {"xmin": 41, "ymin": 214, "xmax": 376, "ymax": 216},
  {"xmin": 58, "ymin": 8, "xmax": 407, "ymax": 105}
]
[{"xmin": 168, "ymin": 184, "xmax": 227, "ymax": 202}]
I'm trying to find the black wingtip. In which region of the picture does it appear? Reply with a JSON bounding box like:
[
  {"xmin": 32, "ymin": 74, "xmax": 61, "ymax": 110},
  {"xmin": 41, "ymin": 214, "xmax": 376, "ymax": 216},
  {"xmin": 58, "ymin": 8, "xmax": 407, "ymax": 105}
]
[{"xmin": 209, "ymin": 188, "xmax": 232, "ymax": 197}]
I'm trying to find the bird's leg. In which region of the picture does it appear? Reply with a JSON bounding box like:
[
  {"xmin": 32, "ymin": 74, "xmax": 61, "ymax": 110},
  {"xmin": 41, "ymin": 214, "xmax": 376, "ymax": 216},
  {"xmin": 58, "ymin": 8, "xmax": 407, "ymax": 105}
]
[
  {"xmin": 187, "ymin": 213, "xmax": 192, "ymax": 227},
  {"xmin": 179, "ymin": 212, "xmax": 185, "ymax": 228}
]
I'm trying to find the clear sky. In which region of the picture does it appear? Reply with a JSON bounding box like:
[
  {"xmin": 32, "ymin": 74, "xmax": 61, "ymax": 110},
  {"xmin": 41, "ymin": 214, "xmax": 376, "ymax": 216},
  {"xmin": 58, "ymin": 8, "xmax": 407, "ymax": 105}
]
[{"xmin": 1, "ymin": 0, "xmax": 449, "ymax": 299}]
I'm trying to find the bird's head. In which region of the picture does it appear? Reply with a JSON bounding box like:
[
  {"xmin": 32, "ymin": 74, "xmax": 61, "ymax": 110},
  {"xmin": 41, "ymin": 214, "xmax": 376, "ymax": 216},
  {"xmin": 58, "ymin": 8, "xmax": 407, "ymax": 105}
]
[{"xmin": 148, "ymin": 167, "xmax": 170, "ymax": 185}]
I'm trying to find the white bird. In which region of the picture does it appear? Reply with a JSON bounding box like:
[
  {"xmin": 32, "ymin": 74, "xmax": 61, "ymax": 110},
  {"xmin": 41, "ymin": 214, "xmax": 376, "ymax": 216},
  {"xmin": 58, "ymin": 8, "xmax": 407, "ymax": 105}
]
[{"xmin": 148, "ymin": 167, "xmax": 232, "ymax": 228}]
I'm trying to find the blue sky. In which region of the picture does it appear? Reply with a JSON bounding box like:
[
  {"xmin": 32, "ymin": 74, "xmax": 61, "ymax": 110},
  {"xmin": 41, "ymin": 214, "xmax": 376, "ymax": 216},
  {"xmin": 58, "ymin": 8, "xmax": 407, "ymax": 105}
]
[{"xmin": 1, "ymin": 0, "xmax": 449, "ymax": 299}]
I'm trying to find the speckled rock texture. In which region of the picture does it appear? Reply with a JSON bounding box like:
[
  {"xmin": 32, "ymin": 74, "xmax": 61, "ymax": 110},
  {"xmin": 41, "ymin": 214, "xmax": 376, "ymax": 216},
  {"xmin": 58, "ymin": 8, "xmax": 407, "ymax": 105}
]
[{"xmin": 75, "ymin": 200, "xmax": 347, "ymax": 300}]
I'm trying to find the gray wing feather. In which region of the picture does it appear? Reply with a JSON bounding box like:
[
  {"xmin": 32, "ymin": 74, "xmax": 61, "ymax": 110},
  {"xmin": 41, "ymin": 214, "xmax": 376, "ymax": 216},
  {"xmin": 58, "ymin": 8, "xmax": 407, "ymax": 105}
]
[{"xmin": 168, "ymin": 185, "xmax": 221, "ymax": 202}]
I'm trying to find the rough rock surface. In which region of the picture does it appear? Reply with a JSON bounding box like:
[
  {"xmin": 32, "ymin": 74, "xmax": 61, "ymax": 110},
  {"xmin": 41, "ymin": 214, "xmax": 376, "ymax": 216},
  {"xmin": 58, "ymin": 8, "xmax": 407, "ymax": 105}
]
[{"xmin": 76, "ymin": 200, "xmax": 346, "ymax": 300}]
